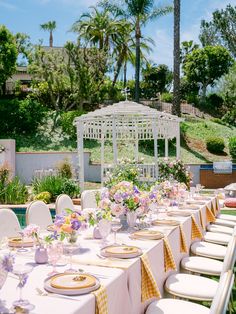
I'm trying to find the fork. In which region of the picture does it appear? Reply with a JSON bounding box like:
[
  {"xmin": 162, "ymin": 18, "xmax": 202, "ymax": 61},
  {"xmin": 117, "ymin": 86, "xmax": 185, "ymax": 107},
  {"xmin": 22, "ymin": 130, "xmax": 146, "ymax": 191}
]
[{"xmin": 36, "ymin": 287, "xmax": 80, "ymax": 301}]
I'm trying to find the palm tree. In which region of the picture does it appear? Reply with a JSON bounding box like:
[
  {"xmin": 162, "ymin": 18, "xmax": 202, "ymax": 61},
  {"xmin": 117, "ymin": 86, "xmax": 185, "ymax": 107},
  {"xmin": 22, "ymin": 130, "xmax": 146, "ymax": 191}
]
[
  {"xmin": 99, "ymin": 0, "xmax": 173, "ymax": 102},
  {"xmin": 40, "ymin": 21, "xmax": 56, "ymax": 47},
  {"xmin": 172, "ymin": 0, "xmax": 181, "ymax": 116}
]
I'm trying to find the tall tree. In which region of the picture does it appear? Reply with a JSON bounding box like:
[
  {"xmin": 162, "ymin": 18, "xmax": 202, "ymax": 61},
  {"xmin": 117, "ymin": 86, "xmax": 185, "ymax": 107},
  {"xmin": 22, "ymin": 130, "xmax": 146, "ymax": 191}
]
[
  {"xmin": 0, "ymin": 25, "xmax": 17, "ymax": 94},
  {"xmin": 172, "ymin": 0, "xmax": 181, "ymax": 116},
  {"xmin": 183, "ymin": 46, "xmax": 233, "ymax": 102},
  {"xmin": 199, "ymin": 20, "xmax": 220, "ymax": 47},
  {"xmin": 99, "ymin": 0, "xmax": 172, "ymax": 102},
  {"xmin": 40, "ymin": 21, "xmax": 56, "ymax": 47},
  {"xmin": 180, "ymin": 40, "xmax": 199, "ymax": 64}
]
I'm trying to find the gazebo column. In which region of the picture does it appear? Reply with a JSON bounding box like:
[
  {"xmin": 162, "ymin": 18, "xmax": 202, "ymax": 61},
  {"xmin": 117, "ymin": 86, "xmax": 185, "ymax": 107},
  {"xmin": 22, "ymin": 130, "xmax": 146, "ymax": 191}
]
[
  {"xmin": 165, "ymin": 138, "xmax": 169, "ymax": 158},
  {"xmin": 101, "ymin": 137, "xmax": 105, "ymax": 186},
  {"xmin": 77, "ymin": 122, "xmax": 84, "ymax": 192},
  {"xmin": 153, "ymin": 120, "xmax": 159, "ymax": 179},
  {"xmin": 176, "ymin": 124, "xmax": 181, "ymax": 159},
  {"xmin": 112, "ymin": 117, "xmax": 118, "ymax": 164}
]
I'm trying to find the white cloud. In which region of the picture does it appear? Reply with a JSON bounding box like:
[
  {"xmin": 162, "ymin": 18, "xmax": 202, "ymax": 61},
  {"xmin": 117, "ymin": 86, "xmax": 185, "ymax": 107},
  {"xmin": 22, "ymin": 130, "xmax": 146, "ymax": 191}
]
[{"xmin": 0, "ymin": 0, "xmax": 18, "ymax": 10}]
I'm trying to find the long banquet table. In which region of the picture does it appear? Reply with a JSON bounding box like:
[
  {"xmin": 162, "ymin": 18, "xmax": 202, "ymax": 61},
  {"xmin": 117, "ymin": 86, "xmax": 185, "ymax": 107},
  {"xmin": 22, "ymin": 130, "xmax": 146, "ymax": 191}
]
[{"xmin": 1, "ymin": 196, "xmax": 219, "ymax": 314}]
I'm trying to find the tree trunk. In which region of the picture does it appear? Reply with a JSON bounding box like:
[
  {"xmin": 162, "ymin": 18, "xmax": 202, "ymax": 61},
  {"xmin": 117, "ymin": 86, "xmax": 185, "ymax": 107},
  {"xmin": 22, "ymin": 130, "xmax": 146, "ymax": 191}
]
[
  {"xmin": 123, "ymin": 61, "xmax": 127, "ymax": 88},
  {"xmin": 135, "ymin": 17, "xmax": 141, "ymax": 103},
  {"xmin": 49, "ymin": 30, "xmax": 53, "ymax": 47},
  {"xmin": 172, "ymin": 0, "xmax": 181, "ymax": 116}
]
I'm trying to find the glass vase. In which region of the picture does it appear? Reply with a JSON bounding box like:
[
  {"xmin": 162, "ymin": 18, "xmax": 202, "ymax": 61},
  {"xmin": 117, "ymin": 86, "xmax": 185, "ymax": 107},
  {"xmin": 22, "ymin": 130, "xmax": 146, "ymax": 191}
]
[{"xmin": 126, "ymin": 211, "xmax": 137, "ymax": 232}]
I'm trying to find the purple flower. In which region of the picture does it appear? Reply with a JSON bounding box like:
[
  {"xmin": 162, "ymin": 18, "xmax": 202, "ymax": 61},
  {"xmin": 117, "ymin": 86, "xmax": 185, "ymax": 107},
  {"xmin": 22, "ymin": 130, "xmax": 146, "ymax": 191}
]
[
  {"xmin": 2, "ymin": 253, "xmax": 15, "ymax": 272},
  {"xmin": 133, "ymin": 186, "xmax": 140, "ymax": 194},
  {"xmin": 71, "ymin": 220, "xmax": 81, "ymax": 230},
  {"xmin": 54, "ymin": 215, "xmax": 65, "ymax": 227}
]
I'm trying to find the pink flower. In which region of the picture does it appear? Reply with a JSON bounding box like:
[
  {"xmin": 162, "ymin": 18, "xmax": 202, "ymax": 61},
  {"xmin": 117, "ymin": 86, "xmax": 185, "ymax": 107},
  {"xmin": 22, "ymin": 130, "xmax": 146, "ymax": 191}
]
[{"xmin": 111, "ymin": 203, "xmax": 125, "ymax": 217}]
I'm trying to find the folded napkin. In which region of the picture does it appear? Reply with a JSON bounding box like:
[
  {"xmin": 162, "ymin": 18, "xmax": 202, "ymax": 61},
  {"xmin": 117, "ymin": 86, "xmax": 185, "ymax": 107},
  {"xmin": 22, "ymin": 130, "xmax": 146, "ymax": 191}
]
[
  {"xmin": 206, "ymin": 206, "xmax": 216, "ymax": 223},
  {"xmin": 191, "ymin": 215, "xmax": 203, "ymax": 240},
  {"xmin": 179, "ymin": 225, "xmax": 188, "ymax": 253},
  {"xmin": 141, "ymin": 253, "xmax": 161, "ymax": 302},
  {"xmin": 199, "ymin": 209, "xmax": 205, "ymax": 231},
  {"xmin": 211, "ymin": 201, "xmax": 217, "ymax": 216},
  {"xmin": 163, "ymin": 237, "xmax": 177, "ymax": 272},
  {"xmin": 92, "ymin": 285, "xmax": 108, "ymax": 314}
]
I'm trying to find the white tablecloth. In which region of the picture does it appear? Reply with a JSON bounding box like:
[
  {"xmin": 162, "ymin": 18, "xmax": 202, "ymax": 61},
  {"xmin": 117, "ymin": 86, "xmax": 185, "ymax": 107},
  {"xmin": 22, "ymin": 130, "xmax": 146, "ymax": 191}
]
[{"xmin": 0, "ymin": 197, "xmax": 219, "ymax": 314}]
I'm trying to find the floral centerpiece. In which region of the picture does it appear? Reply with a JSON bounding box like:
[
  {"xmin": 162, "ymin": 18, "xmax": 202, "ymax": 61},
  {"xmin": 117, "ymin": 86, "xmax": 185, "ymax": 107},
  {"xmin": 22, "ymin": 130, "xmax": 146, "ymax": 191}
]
[
  {"xmin": 23, "ymin": 224, "xmax": 41, "ymax": 244},
  {"xmin": 53, "ymin": 209, "xmax": 87, "ymax": 244}
]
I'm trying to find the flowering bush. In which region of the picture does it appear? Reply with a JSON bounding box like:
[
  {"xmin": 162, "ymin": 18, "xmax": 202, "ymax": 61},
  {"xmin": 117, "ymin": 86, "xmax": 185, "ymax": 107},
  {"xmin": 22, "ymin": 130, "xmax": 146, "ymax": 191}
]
[
  {"xmin": 158, "ymin": 159, "xmax": 192, "ymax": 188},
  {"xmin": 150, "ymin": 180, "xmax": 187, "ymax": 203}
]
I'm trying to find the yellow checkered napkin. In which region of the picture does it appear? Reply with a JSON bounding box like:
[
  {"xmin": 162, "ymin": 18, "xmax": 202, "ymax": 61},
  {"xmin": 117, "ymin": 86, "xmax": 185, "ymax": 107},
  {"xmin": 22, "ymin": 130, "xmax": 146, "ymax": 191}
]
[
  {"xmin": 179, "ymin": 225, "xmax": 188, "ymax": 253},
  {"xmin": 163, "ymin": 237, "xmax": 177, "ymax": 272},
  {"xmin": 199, "ymin": 209, "xmax": 205, "ymax": 231},
  {"xmin": 191, "ymin": 215, "xmax": 203, "ymax": 240},
  {"xmin": 92, "ymin": 285, "xmax": 108, "ymax": 314},
  {"xmin": 141, "ymin": 253, "xmax": 161, "ymax": 303},
  {"xmin": 206, "ymin": 206, "xmax": 216, "ymax": 223},
  {"xmin": 211, "ymin": 201, "xmax": 217, "ymax": 216}
]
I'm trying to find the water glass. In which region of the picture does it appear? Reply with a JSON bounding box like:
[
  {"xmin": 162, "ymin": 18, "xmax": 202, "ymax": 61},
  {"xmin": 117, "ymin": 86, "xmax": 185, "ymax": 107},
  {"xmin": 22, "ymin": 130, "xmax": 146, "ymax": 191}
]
[
  {"xmin": 47, "ymin": 242, "xmax": 63, "ymax": 276},
  {"xmin": 111, "ymin": 220, "xmax": 122, "ymax": 244},
  {"xmin": 98, "ymin": 219, "xmax": 111, "ymax": 247}
]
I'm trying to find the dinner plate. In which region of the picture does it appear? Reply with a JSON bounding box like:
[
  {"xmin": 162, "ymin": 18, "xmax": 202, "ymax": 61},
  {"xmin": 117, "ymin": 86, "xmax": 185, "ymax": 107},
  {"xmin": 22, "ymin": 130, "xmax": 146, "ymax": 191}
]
[
  {"xmin": 100, "ymin": 245, "xmax": 142, "ymax": 259},
  {"xmin": 167, "ymin": 211, "xmax": 192, "ymax": 217},
  {"xmin": 47, "ymin": 224, "xmax": 56, "ymax": 232},
  {"xmin": 130, "ymin": 229, "xmax": 164, "ymax": 240},
  {"xmin": 179, "ymin": 205, "xmax": 199, "ymax": 210},
  {"xmin": 44, "ymin": 273, "xmax": 100, "ymax": 296},
  {"xmin": 193, "ymin": 196, "xmax": 212, "ymax": 201},
  {"xmin": 152, "ymin": 219, "xmax": 180, "ymax": 226},
  {"xmin": 186, "ymin": 200, "xmax": 206, "ymax": 205},
  {"xmin": 8, "ymin": 237, "xmax": 34, "ymax": 248}
]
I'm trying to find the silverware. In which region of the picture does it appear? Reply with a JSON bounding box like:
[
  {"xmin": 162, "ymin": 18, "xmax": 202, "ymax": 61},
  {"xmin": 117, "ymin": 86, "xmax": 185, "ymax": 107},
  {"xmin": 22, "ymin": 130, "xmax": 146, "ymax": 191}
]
[{"xmin": 36, "ymin": 287, "xmax": 80, "ymax": 301}]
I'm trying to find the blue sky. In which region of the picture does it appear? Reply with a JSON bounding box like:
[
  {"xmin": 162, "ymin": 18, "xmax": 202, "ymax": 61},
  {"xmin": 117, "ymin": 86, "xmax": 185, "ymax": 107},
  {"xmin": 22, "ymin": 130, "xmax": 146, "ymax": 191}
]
[{"xmin": 0, "ymin": 0, "xmax": 236, "ymax": 77}]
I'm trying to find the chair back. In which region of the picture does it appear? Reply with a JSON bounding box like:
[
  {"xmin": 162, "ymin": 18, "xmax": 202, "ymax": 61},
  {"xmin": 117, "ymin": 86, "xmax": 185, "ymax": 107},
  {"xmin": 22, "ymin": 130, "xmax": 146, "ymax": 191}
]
[
  {"xmin": 26, "ymin": 200, "xmax": 52, "ymax": 229},
  {"xmin": 210, "ymin": 270, "xmax": 234, "ymax": 314},
  {"xmin": 81, "ymin": 189, "xmax": 101, "ymax": 209},
  {"xmin": 0, "ymin": 208, "xmax": 21, "ymax": 238},
  {"xmin": 55, "ymin": 194, "xmax": 74, "ymax": 215},
  {"xmin": 222, "ymin": 226, "xmax": 236, "ymax": 273}
]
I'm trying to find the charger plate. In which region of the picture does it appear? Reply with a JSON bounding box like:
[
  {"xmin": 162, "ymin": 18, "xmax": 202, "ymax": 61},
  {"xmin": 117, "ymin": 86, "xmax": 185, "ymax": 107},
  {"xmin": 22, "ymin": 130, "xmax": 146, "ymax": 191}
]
[
  {"xmin": 101, "ymin": 245, "xmax": 142, "ymax": 259},
  {"xmin": 167, "ymin": 210, "xmax": 192, "ymax": 217},
  {"xmin": 130, "ymin": 229, "xmax": 164, "ymax": 240},
  {"xmin": 152, "ymin": 219, "xmax": 180, "ymax": 226},
  {"xmin": 193, "ymin": 196, "xmax": 212, "ymax": 201},
  {"xmin": 179, "ymin": 205, "xmax": 199, "ymax": 210},
  {"xmin": 8, "ymin": 237, "xmax": 33, "ymax": 248},
  {"xmin": 44, "ymin": 273, "xmax": 100, "ymax": 296},
  {"xmin": 186, "ymin": 200, "xmax": 206, "ymax": 205}
]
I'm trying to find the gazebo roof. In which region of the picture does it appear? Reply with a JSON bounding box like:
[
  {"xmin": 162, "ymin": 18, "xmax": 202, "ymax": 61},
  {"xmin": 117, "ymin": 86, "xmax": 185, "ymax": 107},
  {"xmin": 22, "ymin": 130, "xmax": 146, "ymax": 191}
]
[{"xmin": 74, "ymin": 100, "xmax": 182, "ymax": 122}]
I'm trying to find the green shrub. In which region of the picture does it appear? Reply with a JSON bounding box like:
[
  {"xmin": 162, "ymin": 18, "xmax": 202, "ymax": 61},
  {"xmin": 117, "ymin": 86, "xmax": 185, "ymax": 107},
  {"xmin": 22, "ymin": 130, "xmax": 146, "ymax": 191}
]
[
  {"xmin": 229, "ymin": 137, "xmax": 236, "ymax": 159},
  {"xmin": 60, "ymin": 110, "xmax": 85, "ymax": 140},
  {"xmin": 56, "ymin": 158, "xmax": 73, "ymax": 179},
  {"xmin": 32, "ymin": 175, "xmax": 80, "ymax": 202},
  {"xmin": 0, "ymin": 177, "xmax": 28, "ymax": 204},
  {"xmin": 34, "ymin": 191, "xmax": 51, "ymax": 204},
  {"xmin": 206, "ymin": 137, "xmax": 225, "ymax": 154},
  {"xmin": 0, "ymin": 98, "xmax": 46, "ymax": 136},
  {"xmin": 161, "ymin": 92, "xmax": 173, "ymax": 103}
]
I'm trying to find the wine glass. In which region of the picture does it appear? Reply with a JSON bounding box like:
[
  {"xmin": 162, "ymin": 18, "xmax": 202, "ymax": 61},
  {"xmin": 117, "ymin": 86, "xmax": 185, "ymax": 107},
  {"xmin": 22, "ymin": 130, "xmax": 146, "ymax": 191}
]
[
  {"xmin": 47, "ymin": 242, "xmax": 63, "ymax": 276},
  {"xmin": 98, "ymin": 219, "xmax": 111, "ymax": 247},
  {"xmin": 12, "ymin": 264, "xmax": 34, "ymax": 311},
  {"xmin": 63, "ymin": 244, "xmax": 78, "ymax": 273},
  {"xmin": 17, "ymin": 232, "xmax": 28, "ymax": 253},
  {"xmin": 111, "ymin": 219, "xmax": 122, "ymax": 245}
]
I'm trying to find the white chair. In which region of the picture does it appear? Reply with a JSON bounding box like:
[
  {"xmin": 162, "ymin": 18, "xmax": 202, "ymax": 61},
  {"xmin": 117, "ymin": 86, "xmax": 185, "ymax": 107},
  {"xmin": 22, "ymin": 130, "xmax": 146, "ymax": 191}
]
[
  {"xmin": 214, "ymin": 218, "xmax": 236, "ymax": 228},
  {"xmin": 81, "ymin": 189, "xmax": 101, "ymax": 209},
  {"xmin": 217, "ymin": 213, "xmax": 236, "ymax": 222},
  {"xmin": 191, "ymin": 241, "xmax": 227, "ymax": 260},
  {"xmin": 146, "ymin": 271, "xmax": 234, "ymax": 314},
  {"xmin": 203, "ymin": 231, "xmax": 231, "ymax": 245},
  {"xmin": 165, "ymin": 229, "xmax": 236, "ymax": 302},
  {"xmin": 26, "ymin": 200, "xmax": 53, "ymax": 230},
  {"xmin": 0, "ymin": 208, "xmax": 21, "ymax": 238},
  {"xmin": 207, "ymin": 224, "xmax": 234, "ymax": 235},
  {"xmin": 55, "ymin": 194, "xmax": 74, "ymax": 215},
  {"xmin": 181, "ymin": 227, "xmax": 236, "ymax": 276}
]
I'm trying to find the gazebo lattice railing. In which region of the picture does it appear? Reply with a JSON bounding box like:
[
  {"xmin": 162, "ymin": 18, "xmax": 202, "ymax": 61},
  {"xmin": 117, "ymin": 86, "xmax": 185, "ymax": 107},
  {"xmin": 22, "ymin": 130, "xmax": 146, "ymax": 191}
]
[{"xmin": 74, "ymin": 100, "xmax": 183, "ymax": 191}]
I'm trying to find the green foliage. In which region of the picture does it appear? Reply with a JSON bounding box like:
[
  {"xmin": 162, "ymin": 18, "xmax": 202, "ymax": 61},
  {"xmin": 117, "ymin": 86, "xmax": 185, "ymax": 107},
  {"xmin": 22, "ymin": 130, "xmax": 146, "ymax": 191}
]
[
  {"xmin": 34, "ymin": 191, "xmax": 51, "ymax": 204},
  {"xmin": 229, "ymin": 137, "xmax": 236, "ymax": 159},
  {"xmin": 0, "ymin": 25, "xmax": 17, "ymax": 92},
  {"xmin": 56, "ymin": 158, "xmax": 73, "ymax": 179},
  {"xmin": 158, "ymin": 159, "xmax": 192, "ymax": 188},
  {"xmin": 0, "ymin": 165, "xmax": 28, "ymax": 204},
  {"xmin": 199, "ymin": 20, "xmax": 220, "ymax": 47},
  {"xmin": 0, "ymin": 98, "xmax": 46, "ymax": 136},
  {"xmin": 141, "ymin": 64, "xmax": 173, "ymax": 98},
  {"xmin": 206, "ymin": 136, "xmax": 225, "ymax": 154},
  {"xmin": 60, "ymin": 110, "xmax": 85, "ymax": 140},
  {"xmin": 161, "ymin": 92, "xmax": 173, "ymax": 103},
  {"xmin": 183, "ymin": 46, "xmax": 233, "ymax": 100},
  {"xmin": 32, "ymin": 175, "xmax": 80, "ymax": 202}
]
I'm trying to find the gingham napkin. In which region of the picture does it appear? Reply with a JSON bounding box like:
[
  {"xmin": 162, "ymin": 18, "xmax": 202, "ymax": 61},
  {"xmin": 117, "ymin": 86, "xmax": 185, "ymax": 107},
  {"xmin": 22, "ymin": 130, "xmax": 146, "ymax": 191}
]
[
  {"xmin": 179, "ymin": 224, "xmax": 188, "ymax": 253},
  {"xmin": 211, "ymin": 201, "xmax": 217, "ymax": 216},
  {"xmin": 206, "ymin": 206, "xmax": 216, "ymax": 223},
  {"xmin": 141, "ymin": 253, "xmax": 161, "ymax": 303},
  {"xmin": 199, "ymin": 209, "xmax": 205, "ymax": 230},
  {"xmin": 92, "ymin": 285, "xmax": 108, "ymax": 314},
  {"xmin": 163, "ymin": 237, "xmax": 177, "ymax": 272},
  {"xmin": 191, "ymin": 215, "xmax": 203, "ymax": 240}
]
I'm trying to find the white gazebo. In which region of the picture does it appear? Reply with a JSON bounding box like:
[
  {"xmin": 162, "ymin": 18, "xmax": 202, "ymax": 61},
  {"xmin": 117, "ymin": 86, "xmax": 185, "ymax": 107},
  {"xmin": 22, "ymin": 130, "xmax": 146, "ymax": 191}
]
[{"xmin": 74, "ymin": 100, "xmax": 183, "ymax": 191}]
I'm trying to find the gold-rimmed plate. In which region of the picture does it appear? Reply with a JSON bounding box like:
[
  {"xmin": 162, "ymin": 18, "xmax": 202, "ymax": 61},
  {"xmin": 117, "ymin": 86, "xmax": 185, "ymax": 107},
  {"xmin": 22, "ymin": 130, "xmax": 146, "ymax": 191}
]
[
  {"xmin": 101, "ymin": 245, "xmax": 142, "ymax": 259},
  {"xmin": 8, "ymin": 237, "xmax": 34, "ymax": 248},
  {"xmin": 130, "ymin": 229, "xmax": 164, "ymax": 240},
  {"xmin": 167, "ymin": 210, "xmax": 192, "ymax": 217},
  {"xmin": 152, "ymin": 219, "xmax": 180, "ymax": 226}
]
